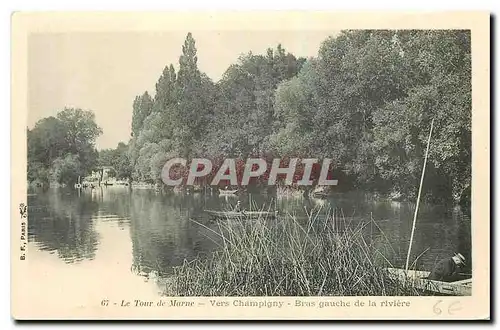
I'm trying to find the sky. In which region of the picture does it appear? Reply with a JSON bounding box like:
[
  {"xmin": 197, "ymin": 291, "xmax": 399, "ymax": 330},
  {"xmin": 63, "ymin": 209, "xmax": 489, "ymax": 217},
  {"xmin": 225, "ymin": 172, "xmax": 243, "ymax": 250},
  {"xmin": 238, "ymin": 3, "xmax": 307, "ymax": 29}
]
[{"xmin": 28, "ymin": 31, "xmax": 337, "ymax": 150}]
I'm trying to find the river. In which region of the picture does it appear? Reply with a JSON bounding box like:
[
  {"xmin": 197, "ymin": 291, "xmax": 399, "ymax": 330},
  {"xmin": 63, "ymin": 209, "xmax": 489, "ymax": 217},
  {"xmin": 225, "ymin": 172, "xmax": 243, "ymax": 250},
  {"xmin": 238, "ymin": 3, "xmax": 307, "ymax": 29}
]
[{"xmin": 26, "ymin": 186, "xmax": 471, "ymax": 298}]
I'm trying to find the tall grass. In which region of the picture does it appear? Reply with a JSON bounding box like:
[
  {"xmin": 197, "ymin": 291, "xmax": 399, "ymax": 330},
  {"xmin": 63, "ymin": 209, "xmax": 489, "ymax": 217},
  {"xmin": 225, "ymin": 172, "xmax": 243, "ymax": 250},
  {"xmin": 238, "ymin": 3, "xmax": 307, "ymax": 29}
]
[{"xmin": 164, "ymin": 206, "xmax": 425, "ymax": 296}]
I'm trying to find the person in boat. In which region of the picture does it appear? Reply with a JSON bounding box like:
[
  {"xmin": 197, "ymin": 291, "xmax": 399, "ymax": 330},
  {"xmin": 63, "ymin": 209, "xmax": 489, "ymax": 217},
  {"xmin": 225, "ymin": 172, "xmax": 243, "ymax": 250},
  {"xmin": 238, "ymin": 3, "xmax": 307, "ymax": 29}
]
[
  {"xmin": 234, "ymin": 201, "xmax": 242, "ymax": 212},
  {"xmin": 427, "ymin": 253, "xmax": 466, "ymax": 282}
]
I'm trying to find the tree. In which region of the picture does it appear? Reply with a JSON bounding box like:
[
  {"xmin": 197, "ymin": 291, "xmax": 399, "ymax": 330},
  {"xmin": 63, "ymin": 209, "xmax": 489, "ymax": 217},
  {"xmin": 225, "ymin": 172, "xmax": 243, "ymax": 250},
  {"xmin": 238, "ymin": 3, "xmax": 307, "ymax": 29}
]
[
  {"xmin": 270, "ymin": 29, "xmax": 470, "ymax": 202},
  {"xmin": 97, "ymin": 142, "xmax": 134, "ymax": 181},
  {"xmin": 205, "ymin": 46, "xmax": 305, "ymax": 158},
  {"xmin": 27, "ymin": 117, "xmax": 68, "ymax": 168},
  {"xmin": 154, "ymin": 64, "xmax": 177, "ymax": 113},
  {"xmin": 174, "ymin": 33, "xmax": 215, "ymax": 157},
  {"xmin": 131, "ymin": 92, "xmax": 154, "ymax": 137},
  {"xmin": 372, "ymin": 30, "xmax": 471, "ymax": 202},
  {"xmin": 51, "ymin": 154, "xmax": 82, "ymax": 185},
  {"xmin": 56, "ymin": 108, "xmax": 102, "ymax": 172},
  {"xmin": 270, "ymin": 59, "xmax": 320, "ymax": 157},
  {"xmin": 28, "ymin": 108, "xmax": 102, "ymax": 185},
  {"xmin": 128, "ymin": 32, "xmax": 219, "ymax": 183}
]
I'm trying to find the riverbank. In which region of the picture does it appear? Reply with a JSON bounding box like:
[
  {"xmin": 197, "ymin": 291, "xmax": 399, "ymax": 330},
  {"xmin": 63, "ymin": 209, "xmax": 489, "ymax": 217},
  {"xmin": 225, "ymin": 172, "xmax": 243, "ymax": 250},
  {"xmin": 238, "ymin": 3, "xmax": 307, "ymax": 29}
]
[{"xmin": 164, "ymin": 208, "xmax": 426, "ymax": 296}]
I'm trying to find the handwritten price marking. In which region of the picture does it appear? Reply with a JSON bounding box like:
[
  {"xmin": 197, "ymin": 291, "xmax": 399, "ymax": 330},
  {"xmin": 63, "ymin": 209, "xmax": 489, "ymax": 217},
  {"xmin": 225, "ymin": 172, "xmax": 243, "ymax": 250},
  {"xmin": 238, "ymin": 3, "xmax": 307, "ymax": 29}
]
[{"xmin": 433, "ymin": 300, "xmax": 462, "ymax": 316}]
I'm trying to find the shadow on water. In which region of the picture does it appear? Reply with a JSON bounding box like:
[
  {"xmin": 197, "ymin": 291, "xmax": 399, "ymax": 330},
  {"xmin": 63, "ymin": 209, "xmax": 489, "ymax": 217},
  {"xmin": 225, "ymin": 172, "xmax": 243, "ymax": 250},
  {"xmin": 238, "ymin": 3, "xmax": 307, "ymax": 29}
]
[{"xmin": 27, "ymin": 187, "xmax": 472, "ymax": 283}]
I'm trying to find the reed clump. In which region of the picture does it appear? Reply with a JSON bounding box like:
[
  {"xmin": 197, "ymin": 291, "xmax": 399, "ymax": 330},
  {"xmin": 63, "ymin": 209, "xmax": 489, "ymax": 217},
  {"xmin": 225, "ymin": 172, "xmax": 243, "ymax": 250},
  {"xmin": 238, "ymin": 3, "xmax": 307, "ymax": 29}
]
[{"xmin": 165, "ymin": 207, "xmax": 424, "ymax": 296}]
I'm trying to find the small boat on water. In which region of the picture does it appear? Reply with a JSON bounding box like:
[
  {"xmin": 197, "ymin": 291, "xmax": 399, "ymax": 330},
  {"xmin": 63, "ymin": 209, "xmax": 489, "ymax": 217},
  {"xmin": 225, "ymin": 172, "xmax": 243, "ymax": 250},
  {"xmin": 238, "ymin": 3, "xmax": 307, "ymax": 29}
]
[
  {"xmin": 219, "ymin": 189, "xmax": 238, "ymax": 196},
  {"xmin": 310, "ymin": 185, "xmax": 330, "ymax": 198},
  {"xmin": 204, "ymin": 209, "xmax": 277, "ymax": 219},
  {"xmin": 385, "ymin": 268, "xmax": 472, "ymax": 296}
]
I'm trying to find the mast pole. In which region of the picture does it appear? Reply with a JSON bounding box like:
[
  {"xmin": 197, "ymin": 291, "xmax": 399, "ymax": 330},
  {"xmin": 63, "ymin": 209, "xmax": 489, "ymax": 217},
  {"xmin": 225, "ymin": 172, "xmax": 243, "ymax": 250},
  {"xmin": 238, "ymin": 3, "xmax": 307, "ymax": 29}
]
[{"xmin": 405, "ymin": 118, "xmax": 434, "ymax": 271}]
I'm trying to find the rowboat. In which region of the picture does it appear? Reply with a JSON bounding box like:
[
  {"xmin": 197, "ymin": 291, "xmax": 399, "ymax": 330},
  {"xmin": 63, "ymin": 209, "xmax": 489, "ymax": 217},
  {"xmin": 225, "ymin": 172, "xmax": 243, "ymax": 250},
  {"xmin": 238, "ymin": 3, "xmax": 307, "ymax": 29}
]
[
  {"xmin": 310, "ymin": 186, "xmax": 329, "ymax": 198},
  {"xmin": 219, "ymin": 189, "xmax": 238, "ymax": 195},
  {"xmin": 385, "ymin": 268, "xmax": 472, "ymax": 296},
  {"xmin": 204, "ymin": 209, "xmax": 277, "ymax": 219}
]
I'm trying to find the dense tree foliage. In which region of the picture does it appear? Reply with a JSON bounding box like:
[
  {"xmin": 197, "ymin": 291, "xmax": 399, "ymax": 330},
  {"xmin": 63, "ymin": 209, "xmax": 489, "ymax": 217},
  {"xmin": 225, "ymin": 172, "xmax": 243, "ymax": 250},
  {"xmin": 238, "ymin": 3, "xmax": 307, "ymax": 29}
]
[
  {"xmin": 131, "ymin": 92, "xmax": 153, "ymax": 137},
  {"xmin": 125, "ymin": 30, "xmax": 471, "ymax": 203},
  {"xmin": 97, "ymin": 142, "xmax": 133, "ymax": 180},
  {"xmin": 128, "ymin": 33, "xmax": 218, "ymax": 184},
  {"xmin": 128, "ymin": 34, "xmax": 306, "ymax": 185},
  {"xmin": 28, "ymin": 108, "xmax": 102, "ymax": 186},
  {"xmin": 204, "ymin": 45, "xmax": 306, "ymax": 157},
  {"xmin": 29, "ymin": 30, "xmax": 470, "ymax": 204},
  {"xmin": 270, "ymin": 30, "xmax": 471, "ymax": 203},
  {"xmin": 371, "ymin": 31, "xmax": 471, "ymax": 202}
]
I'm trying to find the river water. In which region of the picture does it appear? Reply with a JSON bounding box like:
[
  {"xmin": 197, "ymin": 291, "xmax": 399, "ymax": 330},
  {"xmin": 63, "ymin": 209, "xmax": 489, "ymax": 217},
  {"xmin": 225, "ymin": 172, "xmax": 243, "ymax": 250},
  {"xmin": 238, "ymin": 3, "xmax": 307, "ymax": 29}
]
[{"xmin": 26, "ymin": 186, "xmax": 471, "ymax": 297}]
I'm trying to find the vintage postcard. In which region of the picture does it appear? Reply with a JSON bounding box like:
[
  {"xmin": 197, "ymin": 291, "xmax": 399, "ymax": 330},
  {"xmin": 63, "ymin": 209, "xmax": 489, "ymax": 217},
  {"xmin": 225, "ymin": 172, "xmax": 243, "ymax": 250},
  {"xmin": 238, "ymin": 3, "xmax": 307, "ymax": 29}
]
[{"xmin": 11, "ymin": 12, "xmax": 490, "ymax": 320}]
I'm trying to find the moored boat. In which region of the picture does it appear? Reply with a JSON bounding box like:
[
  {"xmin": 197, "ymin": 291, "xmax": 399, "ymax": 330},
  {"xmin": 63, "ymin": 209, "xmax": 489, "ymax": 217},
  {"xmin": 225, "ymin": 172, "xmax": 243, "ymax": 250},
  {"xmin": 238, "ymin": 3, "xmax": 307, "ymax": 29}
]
[
  {"xmin": 219, "ymin": 189, "xmax": 238, "ymax": 195},
  {"xmin": 385, "ymin": 267, "xmax": 472, "ymax": 296},
  {"xmin": 204, "ymin": 209, "xmax": 277, "ymax": 219}
]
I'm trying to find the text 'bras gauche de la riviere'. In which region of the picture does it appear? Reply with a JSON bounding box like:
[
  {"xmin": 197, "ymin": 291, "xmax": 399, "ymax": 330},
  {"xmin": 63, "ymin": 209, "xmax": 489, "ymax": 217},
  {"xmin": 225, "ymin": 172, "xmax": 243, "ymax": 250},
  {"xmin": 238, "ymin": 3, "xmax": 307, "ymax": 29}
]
[{"xmin": 295, "ymin": 299, "xmax": 411, "ymax": 308}]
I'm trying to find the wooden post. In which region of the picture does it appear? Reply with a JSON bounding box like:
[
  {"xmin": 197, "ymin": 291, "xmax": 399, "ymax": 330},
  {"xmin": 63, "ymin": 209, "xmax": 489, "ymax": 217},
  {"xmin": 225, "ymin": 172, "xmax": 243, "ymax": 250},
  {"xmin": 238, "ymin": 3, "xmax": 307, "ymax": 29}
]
[{"xmin": 405, "ymin": 118, "xmax": 434, "ymax": 272}]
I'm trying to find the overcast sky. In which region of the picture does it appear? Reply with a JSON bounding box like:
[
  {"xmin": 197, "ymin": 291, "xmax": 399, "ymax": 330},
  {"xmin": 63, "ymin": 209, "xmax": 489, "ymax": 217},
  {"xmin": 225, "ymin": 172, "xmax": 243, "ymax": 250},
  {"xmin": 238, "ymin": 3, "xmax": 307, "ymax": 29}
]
[{"xmin": 28, "ymin": 31, "xmax": 336, "ymax": 149}]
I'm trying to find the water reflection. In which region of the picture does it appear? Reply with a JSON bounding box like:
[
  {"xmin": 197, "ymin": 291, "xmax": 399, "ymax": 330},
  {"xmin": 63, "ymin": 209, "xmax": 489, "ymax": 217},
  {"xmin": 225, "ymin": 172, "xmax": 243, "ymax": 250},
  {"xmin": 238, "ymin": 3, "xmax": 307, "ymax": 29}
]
[
  {"xmin": 27, "ymin": 187, "xmax": 472, "ymax": 295},
  {"xmin": 126, "ymin": 191, "xmax": 217, "ymax": 276},
  {"xmin": 28, "ymin": 190, "xmax": 100, "ymax": 263}
]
